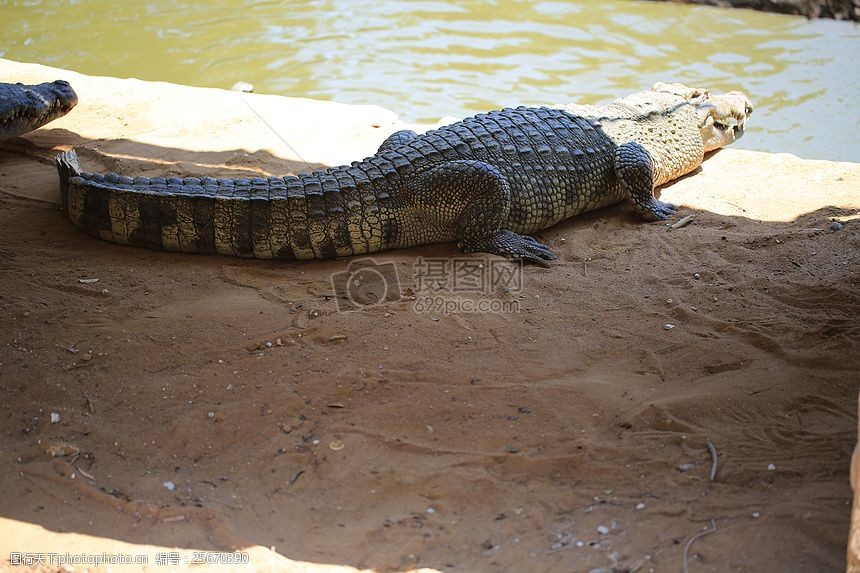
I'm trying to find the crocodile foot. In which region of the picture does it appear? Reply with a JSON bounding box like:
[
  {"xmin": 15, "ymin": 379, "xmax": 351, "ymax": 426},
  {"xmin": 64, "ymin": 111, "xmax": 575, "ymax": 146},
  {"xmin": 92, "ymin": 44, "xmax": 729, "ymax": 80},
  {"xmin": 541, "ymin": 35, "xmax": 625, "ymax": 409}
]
[
  {"xmin": 636, "ymin": 199, "xmax": 676, "ymax": 222},
  {"xmin": 463, "ymin": 230, "xmax": 557, "ymax": 267}
]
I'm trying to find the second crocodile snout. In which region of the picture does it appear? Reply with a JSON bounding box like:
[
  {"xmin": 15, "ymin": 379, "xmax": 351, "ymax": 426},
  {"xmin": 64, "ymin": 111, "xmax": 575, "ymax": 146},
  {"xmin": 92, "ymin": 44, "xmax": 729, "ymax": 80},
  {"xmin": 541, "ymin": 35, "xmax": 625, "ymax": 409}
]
[{"xmin": 0, "ymin": 80, "xmax": 78, "ymax": 141}]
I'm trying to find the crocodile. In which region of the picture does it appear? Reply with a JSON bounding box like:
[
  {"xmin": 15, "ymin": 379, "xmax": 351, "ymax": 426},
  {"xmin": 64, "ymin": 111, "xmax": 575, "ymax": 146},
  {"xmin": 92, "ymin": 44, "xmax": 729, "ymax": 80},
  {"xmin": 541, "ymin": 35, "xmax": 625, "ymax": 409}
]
[
  {"xmin": 1, "ymin": 80, "xmax": 78, "ymax": 141},
  {"xmin": 55, "ymin": 82, "xmax": 751, "ymax": 266}
]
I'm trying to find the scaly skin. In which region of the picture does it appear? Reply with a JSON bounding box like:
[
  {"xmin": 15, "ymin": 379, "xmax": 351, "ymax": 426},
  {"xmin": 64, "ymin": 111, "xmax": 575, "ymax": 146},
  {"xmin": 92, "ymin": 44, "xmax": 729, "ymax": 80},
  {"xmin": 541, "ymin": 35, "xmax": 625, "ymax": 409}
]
[
  {"xmin": 55, "ymin": 83, "xmax": 752, "ymax": 266},
  {"xmin": 0, "ymin": 80, "xmax": 78, "ymax": 141}
]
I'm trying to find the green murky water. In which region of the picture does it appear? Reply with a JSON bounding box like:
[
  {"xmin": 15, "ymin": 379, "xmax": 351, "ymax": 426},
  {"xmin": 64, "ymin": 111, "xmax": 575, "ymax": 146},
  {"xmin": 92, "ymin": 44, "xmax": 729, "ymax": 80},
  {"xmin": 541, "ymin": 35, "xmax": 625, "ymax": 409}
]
[{"xmin": 2, "ymin": 0, "xmax": 858, "ymax": 161}]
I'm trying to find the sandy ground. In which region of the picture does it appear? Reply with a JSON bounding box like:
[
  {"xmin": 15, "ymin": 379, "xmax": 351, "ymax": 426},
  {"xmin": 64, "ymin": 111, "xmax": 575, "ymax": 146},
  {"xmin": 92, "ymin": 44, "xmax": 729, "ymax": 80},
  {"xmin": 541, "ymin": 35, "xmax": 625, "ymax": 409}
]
[{"xmin": 1, "ymin": 60, "xmax": 858, "ymax": 573}]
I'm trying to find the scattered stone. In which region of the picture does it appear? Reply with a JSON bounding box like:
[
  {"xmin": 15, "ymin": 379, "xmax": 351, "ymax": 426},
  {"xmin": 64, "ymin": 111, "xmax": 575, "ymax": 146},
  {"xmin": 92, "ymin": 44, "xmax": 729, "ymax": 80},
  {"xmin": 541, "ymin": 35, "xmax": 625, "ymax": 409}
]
[
  {"xmin": 329, "ymin": 439, "xmax": 344, "ymax": 451},
  {"xmin": 230, "ymin": 81, "xmax": 254, "ymax": 93},
  {"xmin": 752, "ymin": 512, "xmax": 760, "ymax": 518},
  {"xmin": 597, "ymin": 525, "xmax": 610, "ymax": 535},
  {"xmin": 505, "ymin": 444, "xmax": 520, "ymax": 454},
  {"xmin": 45, "ymin": 441, "xmax": 80, "ymax": 457},
  {"xmin": 80, "ymin": 353, "xmax": 93, "ymax": 361},
  {"xmin": 669, "ymin": 214, "xmax": 695, "ymax": 229},
  {"xmin": 830, "ymin": 220, "xmax": 844, "ymax": 231},
  {"xmin": 426, "ymin": 507, "xmax": 436, "ymax": 514},
  {"xmin": 161, "ymin": 515, "xmax": 187, "ymax": 524},
  {"xmin": 275, "ymin": 338, "xmax": 283, "ymax": 346},
  {"xmin": 664, "ymin": 323, "xmax": 675, "ymax": 330},
  {"xmin": 78, "ymin": 277, "xmax": 99, "ymax": 284},
  {"xmin": 328, "ymin": 335, "xmax": 348, "ymax": 343},
  {"xmin": 207, "ymin": 411, "xmax": 215, "ymax": 419},
  {"xmin": 163, "ymin": 481, "xmax": 176, "ymax": 491},
  {"xmin": 677, "ymin": 463, "xmax": 696, "ymax": 472},
  {"xmin": 636, "ymin": 502, "xmax": 646, "ymax": 510},
  {"xmin": 50, "ymin": 412, "xmax": 60, "ymax": 424},
  {"xmin": 264, "ymin": 341, "xmax": 273, "ymax": 348},
  {"xmin": 767, "ymin": 463, "xmax": 776, "ymax": 471},
  {"xmin": 693, "ymin": 273, "xmax": 701, "ymax": 280}
]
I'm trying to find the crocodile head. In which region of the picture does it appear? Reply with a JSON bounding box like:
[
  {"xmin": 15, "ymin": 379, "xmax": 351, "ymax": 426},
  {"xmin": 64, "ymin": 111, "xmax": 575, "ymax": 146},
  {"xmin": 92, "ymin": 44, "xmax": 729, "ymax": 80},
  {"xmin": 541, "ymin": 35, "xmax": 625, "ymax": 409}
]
[
  {"xmin": 652, "ymin": 82, "xmax": 753, "ymax": 153},
  {"xmin": 0, "ymin": 80, "xmax": 79, "ymax": 141}
]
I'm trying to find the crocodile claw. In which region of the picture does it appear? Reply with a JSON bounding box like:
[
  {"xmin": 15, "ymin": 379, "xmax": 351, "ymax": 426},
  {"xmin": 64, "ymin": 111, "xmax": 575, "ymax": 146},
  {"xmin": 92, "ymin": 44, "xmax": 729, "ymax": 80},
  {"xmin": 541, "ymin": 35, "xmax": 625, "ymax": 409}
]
[
  {"xmin": 486, "ymin": 230, "xmax": 558, "ymax": 267},
  {"xmin": 638, "ymin": 199, "xmax": 677, "ymax": 221}
]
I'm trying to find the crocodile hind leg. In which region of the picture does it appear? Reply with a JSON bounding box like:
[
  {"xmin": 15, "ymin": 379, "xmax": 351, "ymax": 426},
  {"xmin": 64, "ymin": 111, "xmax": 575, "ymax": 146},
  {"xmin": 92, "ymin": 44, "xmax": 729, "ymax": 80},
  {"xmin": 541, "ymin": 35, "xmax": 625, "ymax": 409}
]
[
  {"xmin": 378, "ymin": 130, "xmax": 418, "ymax": 153},
  {"xmin": 615, "ymin": 141, "xmax": 676, "ymax": 221},
  {"xmin": 415, "ymin": 160, "xmax": 557, "ymax": 266}
]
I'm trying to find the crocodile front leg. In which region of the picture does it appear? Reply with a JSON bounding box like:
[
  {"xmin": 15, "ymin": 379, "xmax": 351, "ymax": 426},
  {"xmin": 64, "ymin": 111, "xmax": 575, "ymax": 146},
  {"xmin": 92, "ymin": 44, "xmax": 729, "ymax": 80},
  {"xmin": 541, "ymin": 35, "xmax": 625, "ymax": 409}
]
[
  {"xmin": 615, "ymin": 141, "xmax": 676, "ymax": 221},
  {"xmin": 415, "ymin": 160, "xmax": 557, "ymax": 266}
]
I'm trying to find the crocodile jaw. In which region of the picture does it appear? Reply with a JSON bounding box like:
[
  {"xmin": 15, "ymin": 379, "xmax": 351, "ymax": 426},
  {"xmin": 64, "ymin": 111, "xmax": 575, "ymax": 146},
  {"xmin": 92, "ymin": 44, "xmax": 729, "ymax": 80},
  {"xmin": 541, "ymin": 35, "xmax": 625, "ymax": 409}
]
[
  {"xmin": 698, "ymin": 90, "xmax": 753, "ymax": 153},
  {"xmin": 0, "ymin": 80, "xmax": 79, "ymax": 141},
  {"xmin": 651, "ymin": 82, "xmax": 753, "ymax": 154}
]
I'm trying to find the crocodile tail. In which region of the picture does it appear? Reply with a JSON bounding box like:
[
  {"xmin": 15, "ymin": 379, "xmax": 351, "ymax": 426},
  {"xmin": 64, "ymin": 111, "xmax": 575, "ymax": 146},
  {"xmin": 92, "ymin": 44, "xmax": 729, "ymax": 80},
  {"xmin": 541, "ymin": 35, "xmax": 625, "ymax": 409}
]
[
  {"xmin": 55, "ymin": 149, "xmax": 81, "ymax": 215},
  {"xmin": 50, "ymin": 152, "xmax": 396, "ymax": 260}
]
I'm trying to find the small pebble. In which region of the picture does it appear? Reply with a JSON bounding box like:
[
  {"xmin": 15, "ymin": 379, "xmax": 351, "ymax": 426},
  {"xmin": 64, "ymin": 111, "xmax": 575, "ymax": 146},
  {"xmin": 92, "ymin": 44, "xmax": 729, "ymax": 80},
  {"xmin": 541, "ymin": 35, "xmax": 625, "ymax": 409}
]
[
  {"xmin": 597, "ymin": 525, "xmax": 610, "ymax": 535},
  {"xmin": 767, "ymin": 463, "xmax": 776, "ymax": 471},
  {"xmin": 426, "ymin": 507, "xmax": 436, "ymax": 514},
  {"xmin": 830, "ymin": 221, "xmax": 844, "ymax": 231},
  {"xmin": 636, "ymin": 502, "xmax": 646, "ymax": 510},
  {"xmin": 50, "ymin": 412, "xmax": 60, "ymax": 424},
  {"xmin": 752, "ymin": 512, "xmax": 760, "ymax": 518},
  {"xmin": 693, "ymin": 273, "xmax": 701, "ymax": 280},
  {"xmin": 664, "ymin": 323, "xmax": 675, "ymax": 330},
  {"xmin": 576, "ymin": 541, "xmax": 585, "ymax": 547},
  {"xmin": 230, "ymin": 81, "xmax": 254, "ymax": 93},
  {"xmin": 265, "ymin": 341, "xmax": 273, "ymax": 348},
  {"xmin": 163, "ymin": 481, "xmax": 175, "ymax": 491},
  {"xmin": 207, "ymin": 411, "xmax": 215, "ymax": 419},
  {"xmin": 677, "ymin": 463, "xmax": 696, "ymax": 472}
]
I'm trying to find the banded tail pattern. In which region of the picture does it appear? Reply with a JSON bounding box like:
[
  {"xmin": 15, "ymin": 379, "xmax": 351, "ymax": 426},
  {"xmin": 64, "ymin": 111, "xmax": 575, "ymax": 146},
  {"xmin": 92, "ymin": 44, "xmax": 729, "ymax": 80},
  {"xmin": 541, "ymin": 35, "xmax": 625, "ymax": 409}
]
[{"xmin": 55, "ymin": 149, "xmax": 400, "ymax": 260}]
